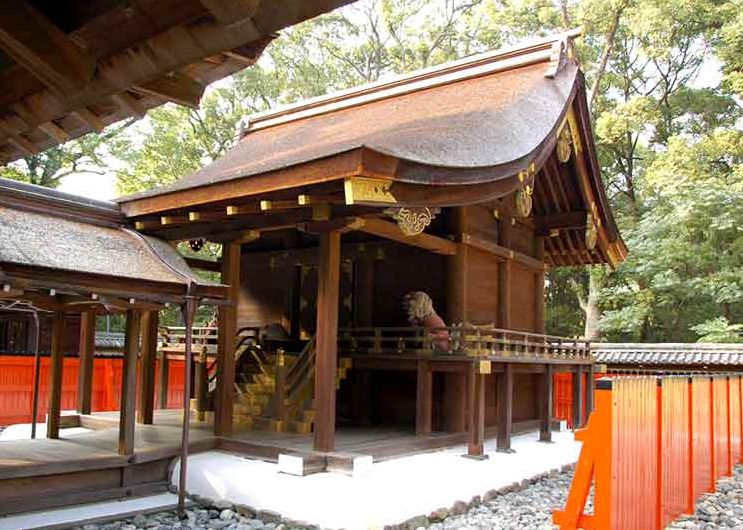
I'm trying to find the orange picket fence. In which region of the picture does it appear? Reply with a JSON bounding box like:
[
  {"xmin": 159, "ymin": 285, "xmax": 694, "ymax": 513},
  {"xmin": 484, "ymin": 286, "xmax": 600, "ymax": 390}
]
[
  {"xmin": 554, "ymin": 375, "xmax": 743, "ymax": 529},
  {"xmin": 0, "ymin": 356, "xmax": 186, "ymax": 425}
]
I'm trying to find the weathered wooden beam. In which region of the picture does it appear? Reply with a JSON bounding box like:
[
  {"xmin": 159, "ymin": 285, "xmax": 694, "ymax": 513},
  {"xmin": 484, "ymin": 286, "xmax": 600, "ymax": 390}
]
[
  {"xmin": 198, "ymin": 0, "xmax": 261, "ymax": 25},
  {"xmin": 138, "ymin": 310, "xmax": 159, "ymax": 425},
  {"xmin": 38, "ymin": 121, "xmax": 69, "ymax": 144},
  {"xmin": 540, "ymin": 363, "xmax": 554, "ymax": 442},
  {"xmin": 497, "ymin": 222, "xmax": 511, "ymax": 329},
  {"xmin": 214, "ymin": 241, "xmax": 241, "ymax": 437},
  {"xmin": 461, "ymin": 232, "xmax": 544, "ymax": 271},
  {"xmin": 133, "ymin": 73, "xmax": 205, "ymax": 109},
  {"xmin": 314, "ymin": 230, "xmax": 341, "ymax": 452},
  {"xmin": 72, "ymin": 108, "xmax": 105, "ymax": 133},
  {"xmin": 119, "ymin": 310, "xmax": 140, "ymax": 455},
  {"xmin": 585, "ymin": 363, "xmax": 595, "ymax": 416},
  {"xmin": 415, "ymin": 360, "xmax": 433, "ymax": 437},
  {"xmin": 496, "ymin": 363, "xmax": 514, "ymax": 453},
  {"xmin": 184, "ymin": 257, "xmax": 222, "ymax": 273},
  {"xmin": 112, "ymin": 92, "xmax": 147, "ymax": 120},
  {"xmin": 0, "ymin": 2, "xmax": 94, "ymax": 95},
  {"xmin": 47, "ymin": 310, "xmax": 65, "ymax": 439},
  {"xmin": 76, "ymin": 309, "xmax": 96, "ymax": 415},
  {"xmin": 356, "ymin": 217, "xmax": 459, "ymax": 256},
  {"xmin": 534, "ymin": 210, "xmax": 586, "ymax": 235},
  {"xmin": 534, "ymin": 238, "xmax": 546, "ymax": 334},
  {"xmin": 0, "ymin": 121, "xmax": 40, "ymax": 155}
]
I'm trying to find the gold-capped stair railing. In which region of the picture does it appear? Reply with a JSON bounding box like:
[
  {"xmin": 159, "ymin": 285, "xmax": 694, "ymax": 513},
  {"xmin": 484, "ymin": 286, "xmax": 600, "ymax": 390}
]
[{"xmin": 159, "ymin": 326, "xmax": 351, "ymax": 434}]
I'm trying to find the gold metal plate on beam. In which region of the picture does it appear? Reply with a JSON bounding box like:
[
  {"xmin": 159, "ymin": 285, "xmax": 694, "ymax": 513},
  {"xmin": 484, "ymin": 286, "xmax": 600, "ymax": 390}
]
[
  {"xmin": 516, "ymin": 185, "xmax": 533, "ymax": 218},
  {"xmin": 557, "ymin": 123, "xmax": 572, "ymax": 163},
  {"xmin": 344, "ymin": 177, "xmax": 396, "ymax": 205},
  {"xmin": 478, "ymin": 360, "xmax": 492, "ymax": 374}
]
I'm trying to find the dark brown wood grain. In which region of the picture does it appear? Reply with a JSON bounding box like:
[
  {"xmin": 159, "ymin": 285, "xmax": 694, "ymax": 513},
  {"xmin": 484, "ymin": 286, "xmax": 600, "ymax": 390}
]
[
  {"xmin": 118, "ymin": 309, "xmax": 140, "ymax": 456},
  {"xmin": 76, "ymin": 309, "xmax": 96, "ymax": 415},
  {"xmin": 46, "ymin": 310, "xmax": 65, "ymax": 439},
  {"xmin": 138, "ymin": 310, "xmax": 159, "ymax": 425},
  {"xmin": 313, "ymin": 230, "xmax": 341, "ymax": 452}
]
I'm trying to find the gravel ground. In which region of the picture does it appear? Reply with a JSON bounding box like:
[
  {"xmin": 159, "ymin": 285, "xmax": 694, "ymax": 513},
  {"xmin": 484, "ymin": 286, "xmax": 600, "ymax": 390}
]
[
  {"xmin": 71, "ymin": 471, "xmax": 584, "ymax": 530},
  {"xmin": 669, "ymin": 466, "xmax": 743, "ymax": 530}
]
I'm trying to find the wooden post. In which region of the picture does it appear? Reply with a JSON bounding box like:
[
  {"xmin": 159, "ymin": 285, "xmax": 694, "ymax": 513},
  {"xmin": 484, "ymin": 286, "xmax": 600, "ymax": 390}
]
[
  {"xmin": 497, "ymin": 219, "xmax": 512, "ymax": 329},
  {"xmin": 178, "ymin": 296, "xmax": 198, "ymax": 515},
  {"xmin": 274, "ymin": 349, "xmax": 286, "ymax": 427},
  {"xmin": 138, "ymin": 310, "xmax": 158, "ymax": 424},
  {"xmin": 158, "ymin": 353, "xmax": 170, "ymax": 409},
  {"xmin": 572, "ymin": 365, "xmax": 584, "ymax": 429},
  {"xmin": 47, "ymin": 311, "xmax": 65, "ymax": 439},
  {"xmin": 540, "ymin": 363, "xmax": 554, "ymax": 442},
  {"xmin": 534, "ymin": 238, "xmax": 546, "ymax": 335},
  {"xmin": 77, "ymin": 309, "xmax": 96, "ymax": 415},
  {"xmin": 313, "ymin": 230, "xmax": 341, "ymax": 452},
  {"xmin": 585, "ymin": 363, "xmax": 595, "ymax": 416},
  {"xmin": 416, "ymin": 360, "xmax": 433, "ymax": 437},
  {"xmin": 497, "ymin": 363, "xmax": 514, "ymax": 453},
  {"xmin": 119, "ymin": 310, "xmax": 140, "ymax": 456},
  {"xmin": 215, "ymin": 240, "xmax": 241, "ymax": 437},
  {"xmin": 443, "ymin": 372, "xmax": 467, "ymax": 432},
  {"xmin": 466, "ymin": 364, "xmax": 487, "ymax": 459}
]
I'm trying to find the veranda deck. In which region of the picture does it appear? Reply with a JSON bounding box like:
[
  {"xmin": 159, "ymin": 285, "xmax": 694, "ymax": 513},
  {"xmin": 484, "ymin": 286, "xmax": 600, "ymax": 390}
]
[{"xmin": 0, "ymin": 409, "xmax": 562, "ymax": 516}]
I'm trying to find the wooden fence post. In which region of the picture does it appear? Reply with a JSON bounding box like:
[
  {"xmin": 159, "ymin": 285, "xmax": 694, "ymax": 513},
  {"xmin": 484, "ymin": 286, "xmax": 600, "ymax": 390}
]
[
  {"xmin": 710, "ymin": 377, "xmax": 716, "ymax": 491},
  {"xmin": 656, "ymin": 378, "xmax": 663, "ymax": 530},
  {"xmin": 687, "ymin": 377, "xmax": 695, "ymax": 515}
]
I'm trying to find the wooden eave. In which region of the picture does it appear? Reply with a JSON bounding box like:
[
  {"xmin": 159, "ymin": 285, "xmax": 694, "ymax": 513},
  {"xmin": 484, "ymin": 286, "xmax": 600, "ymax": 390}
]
[{"xmin": 0, "ymin": 0, "xmax": 356, "ymax": 164}]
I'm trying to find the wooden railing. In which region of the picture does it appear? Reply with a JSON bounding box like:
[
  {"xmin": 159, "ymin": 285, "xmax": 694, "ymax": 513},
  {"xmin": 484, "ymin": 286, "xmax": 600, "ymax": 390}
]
[{"xmin": 338, "ymin": 326, "xmax": 592, "ymax": 360}]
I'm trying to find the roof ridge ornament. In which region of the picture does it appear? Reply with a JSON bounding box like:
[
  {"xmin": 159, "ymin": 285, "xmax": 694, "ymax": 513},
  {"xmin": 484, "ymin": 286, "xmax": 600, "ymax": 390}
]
[{"xmin": 544, "ymin": 38, "xmax": 568, "ymax": 79}]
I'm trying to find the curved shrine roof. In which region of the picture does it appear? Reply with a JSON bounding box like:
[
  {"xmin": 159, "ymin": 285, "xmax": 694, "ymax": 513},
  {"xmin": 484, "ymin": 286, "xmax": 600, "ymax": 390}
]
[
  {"xmin": 119, "ymin": 34, "xmax": 581, "ymax": 201},
  {"xmin": 0, "ymin": 178, "xmax": 222, "ymax": 301}
]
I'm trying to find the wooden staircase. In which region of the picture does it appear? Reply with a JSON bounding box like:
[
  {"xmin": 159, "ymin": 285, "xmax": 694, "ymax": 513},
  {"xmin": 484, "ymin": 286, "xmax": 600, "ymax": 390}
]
[{"xmin": 187, "ymin": 330, "xmax": 352, "ymax": 434}]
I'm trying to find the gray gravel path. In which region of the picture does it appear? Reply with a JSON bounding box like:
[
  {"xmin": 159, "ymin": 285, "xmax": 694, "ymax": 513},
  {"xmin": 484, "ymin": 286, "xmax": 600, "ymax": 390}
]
[
  {"xmin": 71, "ymin": 471, "xmax": 584, "ymax": 530},
  {"xmin": 669, "ymin": 466, "xmax": 743, "ymax": 530}
]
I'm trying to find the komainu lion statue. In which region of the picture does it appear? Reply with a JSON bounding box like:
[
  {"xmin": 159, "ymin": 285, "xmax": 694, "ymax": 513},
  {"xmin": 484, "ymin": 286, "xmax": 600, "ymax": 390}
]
[{"xmin": 403, "ymin": 291, "xmax": 450, "ymax": 352}]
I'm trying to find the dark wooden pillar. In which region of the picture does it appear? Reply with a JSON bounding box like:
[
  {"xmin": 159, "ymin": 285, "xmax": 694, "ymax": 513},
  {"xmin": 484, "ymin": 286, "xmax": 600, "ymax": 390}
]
[
  {"xmin": 572, "ymin": 364, "xmax": 584, "ymax": 429},
  {"xmin": 585, "ymin": 363, "xmax": 595, "ymax": 416},
  {"xmin": 215, "ymin": 241, "xmax": 241, "ymax": 437},
  {"xmin": 466, "ymin": 364, "xmax": 487, "ymax": 458},
  {"xmin": 138, "ymin": 310, "xmax": 158, "ymax": 424},
  {"xmin": 416, "ymin": 360, "xmax": 433, "ymax": 436},
  {"xmin": 77, "ymin": 309, "xmax": 96, "ymax": 415},
  {"xmin": 540, "ymin": 364, "xmax": 554, "ymax": 442},
  {"xmin": 313, "ymin": 230, "xmax": 341, "ymax": 452},
  {"xmin": 47, "ymin": 311, "xmax": 65, "ymax": 439},
  {"xmin": 119, "ymin": 309, "xmax": 140, "ymax": 455},
  {"xmin": 497, "ymin": 218, "xmax": 512, "ymax": 329},
  {"xmin": 497, "ymin": 363, "xmax": 514, "ymax": 453},
  {"xmin": 158, "ymin": 353, "xmax": 170, "ymax": 409},
  {"xmin": 443, "ymin": 372, "xmax": 467, "ymax": 432},
  {"xmin": 533, "ymin": 238, "xmax": 546, "ymax": 334}
]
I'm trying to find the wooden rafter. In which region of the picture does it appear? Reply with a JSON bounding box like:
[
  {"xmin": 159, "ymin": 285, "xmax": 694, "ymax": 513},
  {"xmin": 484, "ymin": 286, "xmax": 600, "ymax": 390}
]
[
  {"xmin": 112, "ymin": 92, "xmax": 147, "ymax": 120},
  {"xmin": 355, "ymin": 216, "xmax": 459, "ymax": 256},
  {"xmin": 132, "ymin": 73, "xmax": 206, "ymax": 110},
  {"xmin": 0, "ymin": 2, "xmax": 94, "ymax": 96},
  {"xmin": 72, "ymin": 108, "xmax": 105, "ymax": 133},
  {"xmin": 198, "ymin": 0, "xmax": 261, "ymax": 25}
]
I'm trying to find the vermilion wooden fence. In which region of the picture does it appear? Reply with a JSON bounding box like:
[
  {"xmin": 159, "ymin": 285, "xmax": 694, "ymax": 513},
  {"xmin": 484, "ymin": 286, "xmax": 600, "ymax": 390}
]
[
  {"xmin": 0, "ymin": 356, "xmax": 185, "ymax": 425},
  {"xmin": 554, "ymin": 375, "xmax": 743, "ymax": 530}
]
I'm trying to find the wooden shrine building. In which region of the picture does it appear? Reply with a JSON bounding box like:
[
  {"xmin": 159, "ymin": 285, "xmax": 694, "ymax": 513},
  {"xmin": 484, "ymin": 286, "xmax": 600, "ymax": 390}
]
[{"xmin": 117, "ymin": 31, "xmax": 627, "ymax": 458}]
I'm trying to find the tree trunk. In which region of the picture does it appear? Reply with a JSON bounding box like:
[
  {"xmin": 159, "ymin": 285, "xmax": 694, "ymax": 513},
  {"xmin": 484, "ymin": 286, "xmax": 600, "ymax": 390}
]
[{"xmin": 584, "ymin": 271, "xmax": 602, "ymax": 341}]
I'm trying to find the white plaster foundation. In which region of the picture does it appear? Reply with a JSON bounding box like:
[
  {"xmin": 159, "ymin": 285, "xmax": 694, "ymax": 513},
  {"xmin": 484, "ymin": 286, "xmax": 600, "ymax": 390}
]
[{"xmin": 173, "ymin": 429, "xmax": 581, "ymax": 530}]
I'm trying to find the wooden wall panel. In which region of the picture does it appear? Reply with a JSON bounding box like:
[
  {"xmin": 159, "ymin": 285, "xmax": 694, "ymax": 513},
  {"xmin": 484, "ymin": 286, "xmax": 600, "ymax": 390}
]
[
  {"xmin": 464, "ymin": 247, "xmax": 499, "ymax": 325},
  {"xmin": 238, "ymin": 258, "xmax": 294, "ymax": 330},
  {"xmin": 463, "ymin": 203, "xmax": 498, "ymax": 242},
  {"xmin": 510, "ymin": 264, "xmax": 536, "ymax": 331}
]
